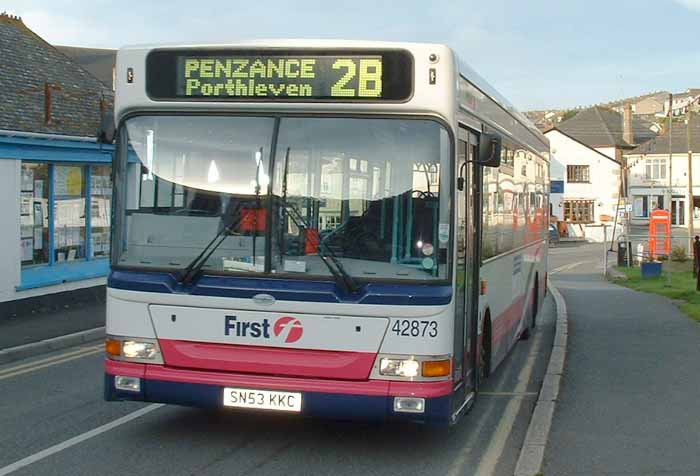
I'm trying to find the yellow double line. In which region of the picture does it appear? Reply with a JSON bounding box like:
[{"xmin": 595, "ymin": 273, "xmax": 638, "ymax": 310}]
[{"xmin": 0, "ymin": 344, "xmax": 104, "ymax": 381}]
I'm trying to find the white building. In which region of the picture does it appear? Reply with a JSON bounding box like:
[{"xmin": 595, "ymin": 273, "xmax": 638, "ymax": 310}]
[
  {"xmin": 626, "ymin": 116, "xmax": 700, "ymax": 228},
  {"xmin": 545, "ymin": 106, "xmax": 656, "ymax": 242}
]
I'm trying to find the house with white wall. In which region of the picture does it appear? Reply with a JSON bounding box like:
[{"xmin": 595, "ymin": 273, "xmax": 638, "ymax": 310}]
[
  {"xmin": 545, "ymin": 106, "xmax": 656, "ymax": 242},
  {"xmin": 626, "ymin": 115, "xmax": 700, "ymax": 228}
]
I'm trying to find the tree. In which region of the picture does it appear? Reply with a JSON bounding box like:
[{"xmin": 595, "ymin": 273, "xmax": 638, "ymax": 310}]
[{"xmin": 560, "ymin": 109, "xmax": 579, "ymax": 122}]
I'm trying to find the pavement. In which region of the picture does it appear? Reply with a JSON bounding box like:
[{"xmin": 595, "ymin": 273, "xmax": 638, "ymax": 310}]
[
  {"xmin": 0, "ymin": 289, "xmax": 105, "ymax": 350},
  {"xmin": 544, "ymin": 243, "xmax": 700, "ymax": 476}
]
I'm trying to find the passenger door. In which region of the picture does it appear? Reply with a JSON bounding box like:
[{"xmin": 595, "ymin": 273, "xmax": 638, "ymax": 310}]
[{"xmin": 452, "ymin": 127, "xmax": 479, "ymax": 412}]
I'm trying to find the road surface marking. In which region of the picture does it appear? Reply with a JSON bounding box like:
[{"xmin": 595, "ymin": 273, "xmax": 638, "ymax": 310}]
[
  {"xmin": 472, "ymin": 332, "xmax": 544, "ymax": 476},
  {"xmin": 0, "ymin": 345, "xmax": 103, "ymax": 381},
  {"xmin": 0, "ymin": 404, "xmax": 164, "ymax": 476},
  {"xmin": 447, "ymin": 333, "xmax": 545, "ymax": 476},
  {"xmin": 0, "ymin": 344, "xmax": 102, "ymax": 373},
  {"xmin": 550, "ymin": 260, "xmax": 587, "ymax": 275},
  {"xmin": 445, "ymin": 342, "xmax": 523, "ymax": 476}
]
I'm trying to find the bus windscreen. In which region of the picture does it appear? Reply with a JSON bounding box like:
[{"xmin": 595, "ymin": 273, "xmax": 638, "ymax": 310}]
[{"xmin": 146, "ymin": 49, "xmax": 413, "ymax": 101}]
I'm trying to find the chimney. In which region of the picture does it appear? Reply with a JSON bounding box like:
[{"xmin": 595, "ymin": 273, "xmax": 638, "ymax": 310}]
[
  {"xmin": 44, "ymin": 82, "xmax": 53, "ymax": 125},
  {"xmin": 43, "ymin": 82, "xmax": 62, "ymax": 125},
  {"xmin": 623, "ymin": 103, "xmax": 634, "ymax": 145}
]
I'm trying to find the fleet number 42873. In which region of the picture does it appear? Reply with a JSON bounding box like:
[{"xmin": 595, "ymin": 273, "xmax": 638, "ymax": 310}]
[{"xmin": 391, "ymin": 320, "xmax": 438, "ymax": 338}]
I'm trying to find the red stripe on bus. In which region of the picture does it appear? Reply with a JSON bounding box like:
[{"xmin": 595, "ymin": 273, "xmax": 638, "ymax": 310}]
[
  {"xmin": 492, "ymin": 294, "xmax": 527, "ymax": 343},
  {"xmin": 158, "ymin": 340, "xmax": 377, "ymax": 380},
  {"xmin": 105, "ymin": 359, "xmax": 146, "ymax": 377}
]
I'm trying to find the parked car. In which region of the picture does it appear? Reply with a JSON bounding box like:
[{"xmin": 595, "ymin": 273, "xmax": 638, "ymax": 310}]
[{"xmin": 548, "ymin": 223, "xmax": 560, "ymax": 246}]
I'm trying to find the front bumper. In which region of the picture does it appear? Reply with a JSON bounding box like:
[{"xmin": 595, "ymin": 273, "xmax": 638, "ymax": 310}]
[{"xmin": 104, "ymin": 360, "xmax": 454, "ymax": 425}]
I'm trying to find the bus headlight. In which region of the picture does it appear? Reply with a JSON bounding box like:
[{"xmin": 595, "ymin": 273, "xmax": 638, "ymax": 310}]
[
  {"xmin": 380, "ymin": 358, "xmax": 420, "ymax": 378},
  {"xmin": 105, "ymin": 336, "xmax": 163, "ymax": 364},
  {"xmin": 374, "ymin": 354, "xmax": 452, "ymax": 380},
  {"xmin": 122, "ymin": 340, "xmax": 159, "ymax": 359}
]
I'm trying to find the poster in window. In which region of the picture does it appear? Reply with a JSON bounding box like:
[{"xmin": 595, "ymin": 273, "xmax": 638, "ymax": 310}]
[
  {"xmin": 20, "ymin": 214, "xmax": 34, "ymax": 226},
  {"xmin": 56, "ymin": 200, "xmax": 85, "ymax": 227},
  {"xmin": 71, "ymin": 228, "xmax": 80, "ymax": 247},
  {"xmin": 34, "ymin": 180, "xmax": 44, "ymax": 198},
  {"xmin": 33, "ymin": 228, "xmax": 43, "ymax": 249},
  {"xmin": 20, "ymin": 192, "xmax": 32, "ymax": 215},
  {"xmin": 55, "ymin": 167, "xmax": 83, "ymax": 196},
  {"xmin": 33, "ymin": 202, "xmax": 43, "ymax": 224},
  {"xmin": 20, "ymin": 238, "xmax": 33, "ymax": 261},
  {"xmin": 21, "ymin": 168, "xmax": 33, "ymax": 191},
  {"xmin": 56, "ymin": 228, "xmax": 66, "ymax": 248}
]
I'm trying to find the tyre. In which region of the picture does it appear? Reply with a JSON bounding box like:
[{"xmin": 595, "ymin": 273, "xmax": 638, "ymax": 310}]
[{"xmin": 520, "ymin": 277, "xmax": 539, "ymax": 340}]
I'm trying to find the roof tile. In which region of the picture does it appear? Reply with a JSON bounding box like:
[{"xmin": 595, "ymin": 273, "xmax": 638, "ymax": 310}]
[
  {"xmin": 0, "ymin": 13, "xmax": 113, "ymax": 137},
  {"xmin": 556, "ymin": 106, "xmax": 656, "ymax": 149}
]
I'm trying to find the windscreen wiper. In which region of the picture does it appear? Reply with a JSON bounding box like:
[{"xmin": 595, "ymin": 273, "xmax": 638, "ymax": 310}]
[
  {"xmin": 177, "ymin": 202, "xmax": 243, "ymax": 285},
  {"xmin": 278, "ymin": 199, "xmax": 360, "ymax": 295}
]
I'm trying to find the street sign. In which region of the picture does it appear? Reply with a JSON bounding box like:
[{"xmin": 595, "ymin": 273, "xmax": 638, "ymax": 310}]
[{"xmin": 551, "ymin": 180, "xmax": 564, "ymax": 193}]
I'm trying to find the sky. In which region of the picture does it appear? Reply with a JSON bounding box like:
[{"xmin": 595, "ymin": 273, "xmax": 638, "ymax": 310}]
[{"xmin": 5, "ymin": 0, "xmax": 700, "ymax": 111}]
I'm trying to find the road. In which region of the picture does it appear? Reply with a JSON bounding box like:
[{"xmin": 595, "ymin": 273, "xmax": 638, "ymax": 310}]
[{"xmin": 0, "ymin": 296, "xmax": 554, "ymax": 476}]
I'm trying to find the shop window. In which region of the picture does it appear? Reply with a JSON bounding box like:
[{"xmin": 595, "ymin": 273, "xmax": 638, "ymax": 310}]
[
  {"xmin": 650, "ymin": 195, "xmax": 664, "ymax": 210},
  {"xmin": 20, "ymin": 163, "xmax": 49, "ymax": 266},
  {"xmin": 19, "ymin": 161, "xmax": 112, "ymax": 270},
  {"xmin": 633, "ymin": 196, "xmax": 648, "ymax": 217},
  {"xmin": 563, "ymin": 200, "xmax": 594, "ymax": 223}
]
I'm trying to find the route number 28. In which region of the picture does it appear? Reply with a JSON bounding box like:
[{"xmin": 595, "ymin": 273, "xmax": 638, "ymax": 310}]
[
  {"xmin": 391, "ymin": 320, "xmax": 438, "ymax": 338},
  {"xmin": 331, "ymin": 59, "xmax": 382, "ymax": 98}
]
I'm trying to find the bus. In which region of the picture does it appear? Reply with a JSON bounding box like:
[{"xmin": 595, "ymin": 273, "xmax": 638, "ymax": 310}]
[{"xmin": 102, "ymin": 40, "xmax": 550, "ymax": 426}]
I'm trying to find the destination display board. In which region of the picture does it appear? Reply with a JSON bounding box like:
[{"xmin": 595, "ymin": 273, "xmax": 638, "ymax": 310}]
[{"xmin": 146, "ymin": 49, "xmax": 413, "ymax": 101}]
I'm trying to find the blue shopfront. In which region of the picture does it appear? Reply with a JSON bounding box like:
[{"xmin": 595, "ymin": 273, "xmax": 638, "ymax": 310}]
[{"xmin": 0, "ymin": 131, "xmax": 115, "ymax": 302}]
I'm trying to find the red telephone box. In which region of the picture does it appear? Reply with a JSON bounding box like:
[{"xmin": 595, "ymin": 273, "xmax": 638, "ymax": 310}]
[{"xmin": 649, "ymin": 208, "xmax": 671, "ymax": 258}]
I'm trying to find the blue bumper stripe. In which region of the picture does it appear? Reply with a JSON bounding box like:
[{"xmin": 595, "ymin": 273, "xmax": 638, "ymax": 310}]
[{"xmin": 105, "ymin": 375, "xmax": 452, "ymax": 425}]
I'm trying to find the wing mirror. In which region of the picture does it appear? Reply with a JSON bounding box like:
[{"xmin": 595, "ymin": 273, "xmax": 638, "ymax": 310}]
[
  {"xmin": 96, "ymin": 108, "xmax": 115, "ymax": 144},
  {"xmin": 477, "ymin": 132, "xmax": 502, "ymax": 167}
]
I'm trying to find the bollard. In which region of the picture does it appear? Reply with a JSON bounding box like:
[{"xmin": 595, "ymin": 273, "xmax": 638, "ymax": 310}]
[
  {"xmin": 694, "ymin": 236, "xmax": 700, "ymax": 289},
  {"xmin": 603, "ymin": 226, "xmax": 608, "ymax": 276},
  {"xmin": 637, "ymin": 242, "xmax": 645, "ymax": 265}
]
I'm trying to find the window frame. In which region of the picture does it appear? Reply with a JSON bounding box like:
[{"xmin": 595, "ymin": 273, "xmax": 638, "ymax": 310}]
[
  {"xmin": 566, "ymin": 164, "xmax": 591, "ymax": 183},
  {"xmin": 645, "ymin": 158, "xmax": 667, "ymax": 180}
]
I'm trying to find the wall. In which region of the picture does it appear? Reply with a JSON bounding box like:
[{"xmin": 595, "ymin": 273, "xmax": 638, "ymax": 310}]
[
  {"xmin": 635, "ymin": 98, "xmax": 663, "ymax": 115},
  {"xmin": 547, "ymin": 130, "xmax": 622, "ymax": 242},
  {"xmin": 0, "ymin": 159, "xmax": 21, "ymax": 301},
  {"xmin": 628, "ymin": 152, "xmax": 700, "ymax": 191}
]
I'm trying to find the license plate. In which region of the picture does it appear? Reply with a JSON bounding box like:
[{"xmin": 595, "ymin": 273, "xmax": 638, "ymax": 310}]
[{"xmin": 223, "ymin": 387, "xmax": 302, "ymax": 412}]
